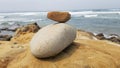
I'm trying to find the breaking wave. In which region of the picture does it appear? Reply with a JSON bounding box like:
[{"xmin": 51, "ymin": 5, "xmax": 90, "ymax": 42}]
[
  {"xmin": 84, "ymin": 14, "xmax": 98, "ymax": 18},
  {"xmin": 70, "ymin": 11, "xmax": 120, "ymax": 19}
]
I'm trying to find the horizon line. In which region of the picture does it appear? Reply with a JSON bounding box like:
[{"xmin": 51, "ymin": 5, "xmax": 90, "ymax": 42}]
[{"xmin": 0, "ymin": 8, "xmax": 120, "ymax": 13}]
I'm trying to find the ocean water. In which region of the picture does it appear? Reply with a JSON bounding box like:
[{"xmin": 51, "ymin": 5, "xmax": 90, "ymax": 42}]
[{"xmin": 0, "ymin": 9, "xmax": 120, "ymax": 35}]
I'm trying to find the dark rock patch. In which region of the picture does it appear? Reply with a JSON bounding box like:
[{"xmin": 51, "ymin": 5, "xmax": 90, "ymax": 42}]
[
  {"xmin": 7, "ymin": 24, "xmax": 21, "ymax": 31},
  {"xmin": 95, "ymin": 33, "xmax": 120, "ymax": 44},
  {"xmin": 0, "ymin": 35, "xmax": 12, "ymax": 41},
  {"xmin": 95, "ymin": 33, "xmax": 106, "ymax": 40}
]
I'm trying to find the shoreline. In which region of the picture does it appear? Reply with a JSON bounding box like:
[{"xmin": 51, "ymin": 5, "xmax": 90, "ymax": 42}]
[
  {"xmin": 0, "ymin": 23, "xmax": 120, "ymax": 44},
  {"xmin": 0, "ymin": 10, "xmax": 120, "ymax": 36}
]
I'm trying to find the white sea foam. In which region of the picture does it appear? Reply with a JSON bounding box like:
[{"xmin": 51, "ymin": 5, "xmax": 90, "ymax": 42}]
[
  {"xmin": 70, "ymin": 11, "xmax": 120, "ymax": 19},
  {"xmin": 9, "ymin": 22, "xmax": 15, "ymax": 25},
  {"xmin": 84, "ymin": 14, "xmax": 98, "ymax": 18},
  {"xmin": 0, "ymin": 12, "xmax": 47, "ymax": 17},
  {"xmin": 23, "ymin": 19, "xmax": 43, "ymax": 22},
  {"xmin": 70, "ymin": 11, "xmax": 120, "ymax": 17},
  {"xmin": 70, "ymin": 11, "xmax": 93, "ymax": 15},
  {"xmin": 0, "ymin": 18, "xmax": 26, "ymax": 22},
  {"xmin": 0, "ymin": 16, "xmax": 5, "ymax": 19}
]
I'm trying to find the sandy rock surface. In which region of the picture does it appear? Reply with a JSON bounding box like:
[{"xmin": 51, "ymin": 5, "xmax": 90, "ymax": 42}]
[{"xmin": 1, "ymin": 30, "xmax": 120, "ymax": 68}]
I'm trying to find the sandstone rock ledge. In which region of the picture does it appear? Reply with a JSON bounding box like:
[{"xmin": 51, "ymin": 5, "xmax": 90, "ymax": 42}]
[{"xmin": 1, "ymin": 30, "xmax": 120, "ymax": 68}]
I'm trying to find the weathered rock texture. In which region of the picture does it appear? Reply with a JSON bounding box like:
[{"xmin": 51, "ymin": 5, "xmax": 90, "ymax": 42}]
[
  {"xmin": 11, "ymin": 33, "xmax": 34, "ymax": 44},
  {"xmin": 11, "ymin": 23, "xmax": 40, "ymax": 44},
  {"xmin": 76, "ymin": 30, "xmax": 97, "ymax": 40},
  {"xmin": 14, "ymin": 23, "xmax": 40, "ymax": 37},
  {"xmin": 47, "ymin": 11, "xmax": 71, "ymax": 23},
  {"xmin": 0, "ymin": 41, "xmax": 27, "ymax": 68},
  {"xmin": 7, "ymin": 33, "xmax": 120, "ymax": 68}
]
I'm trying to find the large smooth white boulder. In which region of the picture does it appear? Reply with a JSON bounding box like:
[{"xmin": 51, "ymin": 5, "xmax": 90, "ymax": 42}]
[{"xmin": 30, "ymin": 23, "xmax": 76, "ymax": 58}]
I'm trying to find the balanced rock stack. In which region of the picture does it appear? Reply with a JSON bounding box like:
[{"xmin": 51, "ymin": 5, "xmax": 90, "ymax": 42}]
[{"xmin": 30, "ymin": 11, "xmax": 76, "ymax": 58}]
